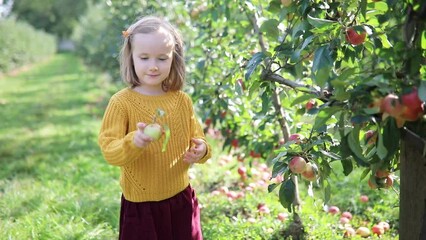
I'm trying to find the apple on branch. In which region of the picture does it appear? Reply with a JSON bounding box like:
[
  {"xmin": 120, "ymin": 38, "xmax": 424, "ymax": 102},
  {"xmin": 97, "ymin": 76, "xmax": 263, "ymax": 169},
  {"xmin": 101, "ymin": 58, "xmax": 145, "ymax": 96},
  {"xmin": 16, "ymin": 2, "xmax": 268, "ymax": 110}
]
[
  {"xmin": 345, "ymin": 26, "xmax": 367, "ymax": 45},
  {"xmin": 301, "ymin": 162, "xmax": 318, "ymax": 181},
  {"xmin": 289, "ymin": 156, "xmax": 307, "ymax": 174}
]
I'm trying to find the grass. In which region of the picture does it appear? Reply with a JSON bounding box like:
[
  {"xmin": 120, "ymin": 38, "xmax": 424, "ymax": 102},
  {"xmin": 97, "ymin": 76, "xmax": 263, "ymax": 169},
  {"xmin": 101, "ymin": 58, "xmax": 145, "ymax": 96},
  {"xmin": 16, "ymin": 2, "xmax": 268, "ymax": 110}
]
[{"xmin": 0, "ymin": 53, "xmax": 399, "ymax": 239}]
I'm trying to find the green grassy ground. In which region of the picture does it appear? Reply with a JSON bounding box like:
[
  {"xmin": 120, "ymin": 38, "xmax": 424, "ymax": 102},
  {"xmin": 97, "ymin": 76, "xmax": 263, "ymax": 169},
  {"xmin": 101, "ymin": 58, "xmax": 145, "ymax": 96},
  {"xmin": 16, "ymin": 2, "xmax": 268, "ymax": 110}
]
[
  {"xmin": 0, "ymin": 54, "xmax": 399, "ymax": 239},
  {"xmin": 0, "ymin": 54, "xmax": 120, "ymax": 239}
]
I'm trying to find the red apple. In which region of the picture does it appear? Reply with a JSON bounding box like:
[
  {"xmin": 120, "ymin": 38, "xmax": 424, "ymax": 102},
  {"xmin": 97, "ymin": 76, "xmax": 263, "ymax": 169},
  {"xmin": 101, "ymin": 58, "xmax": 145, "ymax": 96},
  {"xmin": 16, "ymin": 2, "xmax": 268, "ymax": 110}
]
[
  {"xmin": 204, "ymin": 118, "xmax": 212, "ymax": 126},
  {"xmin": 375, "ymin": 169, "xmax": 390, "ymax": 178},
  {"xmin": 372, "ymin": 224, "xmax": 385, "ymax": 236},
  {"xmin": 340, "ymin": 217, "xmax": 350, "ymax": 224},
  {"xmin": 231, "ymin": 139, "xmax": 239, "ymax": 148},
  {"xmin": 401, "ymin": 106, "xmax": 424, "ymax": 121},
  {"xmin": 305, "ymin": 99, "xmax": 316, "ymax": 110},
  {"xmin": 277, "ymin": 212, "xmax": 288, "ymax": 222},
  {"xmin": 344, "ymin": 227, "xmax": 356, "ymax": 237},
  {"xmin": 341, "ymin": 211, "xmax": 353, "ymax": 220},
  {"xmin": 250, "ymin": 150, "xmax": 261, "ymax": 158},
  {"xmin": 365, "ymin": 130, "xmax": 377, "ymax": 145},
  {"xmin": 356, "ymin": 226, "xmax": 371, "ymax": 237},
  {"xmin": 301, "ymin": 162, "xmax": 318, "ymax": 181},
  {"xmin": 257, "ymin": 203, "xmax": 270, "ymax": 214},
  {"xmin": 360, "ymin": 195, "xmax": 369, "ymax": 202},
  {"xmin": 289, "ymin": 156, "xmax": 307, "ymax": 173},
  {"xmin": 380, "ymin": 94, "xmax": 404, "ymax": 118},
  {"xmin": 400, "ymin": 87, "xmax": 424, "ymax": 121},
  {"xmin": 144, "ymin": 123, "xmax": 162, "ymax": 140},
  {"xmin": 289, "ymin": 133, "xmax": 304, "ymax": 143},
  {"xmin": 346, "ymin": 27, "xmax": 367, "ymax": 45},
  {"xmin": 378, "ymin": 221, "xmax": 390, "ymax": 231},
  {"xmin": 384, "ymin": 175, "xmax": 394, "ymax": 189},
  {"xmin": 368, "ymin": 176, "xmax": 378, "ymax": 189},
  {"xmin": 401, "ymin": 87, "xmax": 424, "ymax": 110},
  {"xmin": 328, "ymin": 206, "xmax": 340, "ymax": 215},
  {"xmin": 237, "ymin": 166, "xmax": 247, "ymax": 176}
]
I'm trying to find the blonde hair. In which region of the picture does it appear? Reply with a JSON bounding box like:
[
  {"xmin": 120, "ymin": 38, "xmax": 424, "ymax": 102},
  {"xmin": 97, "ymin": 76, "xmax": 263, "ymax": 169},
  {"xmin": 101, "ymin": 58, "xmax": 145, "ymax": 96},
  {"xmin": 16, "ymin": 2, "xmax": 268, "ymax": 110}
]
[{"xmin": 119, "ymin": 16, "xmax": 185, "ymax": 91}]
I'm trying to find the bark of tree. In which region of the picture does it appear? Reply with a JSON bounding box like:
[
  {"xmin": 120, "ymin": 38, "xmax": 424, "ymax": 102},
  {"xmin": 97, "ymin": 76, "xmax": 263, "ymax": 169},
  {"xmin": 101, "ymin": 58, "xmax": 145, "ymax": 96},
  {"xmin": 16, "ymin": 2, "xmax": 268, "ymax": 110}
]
[{"xmin": 400, "ymin": 126, "xmax": 426, "ymax": 240}]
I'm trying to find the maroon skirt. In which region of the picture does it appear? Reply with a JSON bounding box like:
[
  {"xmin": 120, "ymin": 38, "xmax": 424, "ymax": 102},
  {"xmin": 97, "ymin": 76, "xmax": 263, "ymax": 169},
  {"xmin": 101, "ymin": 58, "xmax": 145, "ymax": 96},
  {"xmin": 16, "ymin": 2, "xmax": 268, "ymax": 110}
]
[{"xmin": 118, "ymin": 185, "xmax": 202, "ymax": 240}]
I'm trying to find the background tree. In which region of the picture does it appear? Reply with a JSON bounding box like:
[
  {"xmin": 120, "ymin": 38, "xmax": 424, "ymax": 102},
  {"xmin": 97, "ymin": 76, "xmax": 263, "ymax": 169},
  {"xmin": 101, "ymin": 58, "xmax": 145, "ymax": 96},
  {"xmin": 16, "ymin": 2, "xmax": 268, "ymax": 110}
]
[{"xmin": 11, "ymin": 0, "xmax": 92, "ymax": 39}]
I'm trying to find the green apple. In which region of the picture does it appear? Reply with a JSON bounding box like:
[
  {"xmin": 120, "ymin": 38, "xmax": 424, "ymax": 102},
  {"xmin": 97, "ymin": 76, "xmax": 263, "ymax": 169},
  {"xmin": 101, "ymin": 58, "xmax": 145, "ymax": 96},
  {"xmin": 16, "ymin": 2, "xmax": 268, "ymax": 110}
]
[{"xmin": 144, "ymin": 123, "xmax": 162, "ymax": 140}]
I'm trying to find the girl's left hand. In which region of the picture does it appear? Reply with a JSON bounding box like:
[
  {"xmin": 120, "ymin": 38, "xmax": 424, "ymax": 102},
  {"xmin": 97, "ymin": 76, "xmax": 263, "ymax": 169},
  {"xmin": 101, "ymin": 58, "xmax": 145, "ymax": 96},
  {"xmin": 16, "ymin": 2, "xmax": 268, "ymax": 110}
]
[{"xmin": 184, "ymin": 138, "xmax": 207, "ymax": 164}]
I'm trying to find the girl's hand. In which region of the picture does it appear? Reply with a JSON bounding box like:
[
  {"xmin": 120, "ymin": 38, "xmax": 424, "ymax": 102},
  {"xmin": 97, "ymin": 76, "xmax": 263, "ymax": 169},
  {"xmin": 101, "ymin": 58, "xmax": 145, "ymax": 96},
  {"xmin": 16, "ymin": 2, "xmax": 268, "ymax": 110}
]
[
  {"xmin": 133, "ymin": 122, "xmax": 154, "ymax": 148},
  {"xmin": 184, "ymin": 138, "xmax": 207, "ymax": 164}
]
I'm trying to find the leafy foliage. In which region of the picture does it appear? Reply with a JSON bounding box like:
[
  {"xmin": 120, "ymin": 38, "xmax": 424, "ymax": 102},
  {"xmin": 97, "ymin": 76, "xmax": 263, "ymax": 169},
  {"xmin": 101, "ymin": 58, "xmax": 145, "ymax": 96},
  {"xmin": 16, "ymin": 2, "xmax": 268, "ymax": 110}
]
[
  {"xmin": 0, "ymin": 17, "xmax": 56, "ymax": 73},
  {"xmin": 11, "ymin": 0, "xmax": 91, "ymax": 38}
]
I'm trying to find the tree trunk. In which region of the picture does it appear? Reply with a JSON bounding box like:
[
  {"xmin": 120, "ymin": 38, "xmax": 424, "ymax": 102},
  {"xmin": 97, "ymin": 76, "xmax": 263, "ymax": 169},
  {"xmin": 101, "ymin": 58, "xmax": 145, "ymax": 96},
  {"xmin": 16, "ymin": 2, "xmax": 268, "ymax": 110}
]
[{"xmin": 400, "ymin": 126, "xmax": 426, "ymax": 240}]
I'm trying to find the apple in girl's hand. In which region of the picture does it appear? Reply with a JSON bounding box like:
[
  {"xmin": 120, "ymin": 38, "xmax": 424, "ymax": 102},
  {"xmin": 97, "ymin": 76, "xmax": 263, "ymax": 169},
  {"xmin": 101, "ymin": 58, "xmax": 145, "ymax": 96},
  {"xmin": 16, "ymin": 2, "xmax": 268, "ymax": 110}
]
[{"xmin": 144, "ymin": 123, "xmax": 162, "ymax": 140}]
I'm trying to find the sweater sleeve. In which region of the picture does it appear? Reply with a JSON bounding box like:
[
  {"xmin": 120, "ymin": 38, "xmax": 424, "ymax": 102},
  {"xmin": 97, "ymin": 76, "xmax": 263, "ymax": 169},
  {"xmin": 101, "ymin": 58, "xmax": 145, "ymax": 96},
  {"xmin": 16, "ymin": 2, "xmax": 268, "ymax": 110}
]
[
  {"xmin": 98, "ymin": 95, "xmax": 144, "ymax": 166},
  {"xmin": 185, "ymin": 94, "xmax": 212, "ymax": 164}
]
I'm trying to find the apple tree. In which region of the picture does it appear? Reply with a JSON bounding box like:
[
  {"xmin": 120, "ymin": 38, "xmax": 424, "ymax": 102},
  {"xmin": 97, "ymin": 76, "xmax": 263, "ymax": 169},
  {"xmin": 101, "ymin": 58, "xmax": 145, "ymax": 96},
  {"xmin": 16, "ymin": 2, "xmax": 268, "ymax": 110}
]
[{"xmin": 186, "ymin": 0, "xmax": 426, "ymax": 238}]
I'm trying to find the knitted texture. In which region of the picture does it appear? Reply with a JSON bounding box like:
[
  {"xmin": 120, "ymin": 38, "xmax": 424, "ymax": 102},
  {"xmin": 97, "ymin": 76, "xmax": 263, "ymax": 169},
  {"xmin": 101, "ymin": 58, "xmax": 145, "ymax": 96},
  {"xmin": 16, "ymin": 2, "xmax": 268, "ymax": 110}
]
[{"xmin": 98, "ymin": 88, "xmax": 211, "ymax": 202}]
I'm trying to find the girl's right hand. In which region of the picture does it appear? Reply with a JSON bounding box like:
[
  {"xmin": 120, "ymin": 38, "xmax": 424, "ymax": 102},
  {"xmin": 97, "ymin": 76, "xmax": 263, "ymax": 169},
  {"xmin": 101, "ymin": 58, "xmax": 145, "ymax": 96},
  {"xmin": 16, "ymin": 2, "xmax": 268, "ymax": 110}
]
[{"xmin": 133, "ymin": 122, "xmax": 154, "ymax": 148}]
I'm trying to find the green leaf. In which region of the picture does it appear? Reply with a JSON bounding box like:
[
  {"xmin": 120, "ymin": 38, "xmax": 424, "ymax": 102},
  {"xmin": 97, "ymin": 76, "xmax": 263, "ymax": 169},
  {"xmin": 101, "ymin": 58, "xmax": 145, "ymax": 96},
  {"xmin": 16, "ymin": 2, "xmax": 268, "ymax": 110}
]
[
  {"xmin": 279, "ymin": 179, "xmax": 295, "ymax": 212},
  {"xmin": 360, "ymin": 168, "xmax": 371, "ymax": 181},
  {"xmin": 419, "ymin": 80, "xmax": 426, "ymax": 102},
  {"xmin": 382, "ymin": 118, "xmax": 400, "ymax": 160},
  {"xmin": 235, "ymin": 80, "xmax": 244, "ymax": 96},
  {"xmin": 378, "ymin": 34, "xmax": 393, "ymax": 48},
  {"xmin": 245, "ymin": 52, "xmax": 266, "ymax": 81},
  {"xmin": 323, "ymin": 180, "xmax": 331, "ymax": 204},
  {"xmin": 291, "ymin": 94, "xmax": 317, "ymax": 106},
  {"xmin": 259, "ymin": 19, "xmax": 280, "ymax": 40},
  {"xmin": 376, "ymin": 125, "xmax": 388, "ymax": 160},
  {"xmin": 341, "ymin": 159, "xmax": 353, "ymax": 176},
  {"xmin": 314, "ymin": 66, "xmax": 330, "ymax": 89},
  {"xmin": 360, "ymin": 0, "xmax": 367, "ymax": 19},
  {"xmin": 268, "ymin": 183, "xmax": 279, "ymax": 193},
  {"xmin": 290, "ymin": 35, "xmax": 315, "ymax": 63},
  {"xmin": 422, "ymin": 31, "xmax": 426, "ymax": 49},
  {"xmin": 307, "ymin": 15, "xmax": 336, "ymax": 28},
  {"xmin": 312, "ymin": 45, "xmax": 333, "ymax": 72},
  {"xmin": 347, "ymin": 125, "xmax": 369, "ymax": 166},
  {"xmin": 370, "ymin": 1, "xmax": 389, "ymax": 12},
  {"xmin": 313, "ymin": 107, "xmax": 340, "ymax": 131},
  {"xmin": 320, "ymin": 149, "xmax": 341, "ymax": 160},
  {"xmin": 161, "ymin": 124, "xmax": 170, "ymax": 152},
  {"xmin": 272, "ymin": 161, "xmax": 287, "ymax": 178}
]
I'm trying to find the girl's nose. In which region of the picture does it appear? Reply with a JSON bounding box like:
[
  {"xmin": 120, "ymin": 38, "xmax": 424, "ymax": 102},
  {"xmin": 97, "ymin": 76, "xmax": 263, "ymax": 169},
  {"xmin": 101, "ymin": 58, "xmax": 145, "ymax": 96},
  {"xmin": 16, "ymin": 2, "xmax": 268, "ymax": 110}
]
[{"xmin": 149, "ymin": 66, "xmax": 159, "ymax": 71}]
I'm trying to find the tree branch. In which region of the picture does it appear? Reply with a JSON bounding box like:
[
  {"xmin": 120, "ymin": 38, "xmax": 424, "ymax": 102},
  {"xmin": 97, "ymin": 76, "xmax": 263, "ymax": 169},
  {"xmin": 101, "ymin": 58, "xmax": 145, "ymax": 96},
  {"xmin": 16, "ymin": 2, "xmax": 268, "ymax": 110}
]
[{"xmin": 261, "ymin": 71, "xmax": 321, "ymax": 96}]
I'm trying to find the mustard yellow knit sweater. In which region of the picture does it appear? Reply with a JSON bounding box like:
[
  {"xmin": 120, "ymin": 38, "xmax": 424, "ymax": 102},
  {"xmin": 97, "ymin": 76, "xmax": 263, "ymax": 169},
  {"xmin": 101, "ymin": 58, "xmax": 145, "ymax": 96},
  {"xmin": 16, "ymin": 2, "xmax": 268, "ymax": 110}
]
[{"xmin": 98, "ymin": 88, "xmax": 211, "ymax": 202}]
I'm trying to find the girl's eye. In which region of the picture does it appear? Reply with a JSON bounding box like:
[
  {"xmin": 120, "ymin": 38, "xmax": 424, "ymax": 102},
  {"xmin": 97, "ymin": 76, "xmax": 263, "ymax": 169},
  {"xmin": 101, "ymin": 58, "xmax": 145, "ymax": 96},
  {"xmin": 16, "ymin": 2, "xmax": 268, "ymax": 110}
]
[
  {"xmin": 159, "ymin": 58, "xmax": 168, "ymax": 61},
  {"xmin": 140, "ymin": 57, "xmax": 148, "ymax": 60}
]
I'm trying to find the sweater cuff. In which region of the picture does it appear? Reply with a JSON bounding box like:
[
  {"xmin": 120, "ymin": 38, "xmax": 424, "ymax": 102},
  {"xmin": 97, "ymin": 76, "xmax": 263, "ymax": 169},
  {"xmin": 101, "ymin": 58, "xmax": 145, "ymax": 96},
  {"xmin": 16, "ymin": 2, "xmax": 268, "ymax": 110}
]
[{"xmin": 196, "ymin": 139, "xmax": 211, "ymax": 164}]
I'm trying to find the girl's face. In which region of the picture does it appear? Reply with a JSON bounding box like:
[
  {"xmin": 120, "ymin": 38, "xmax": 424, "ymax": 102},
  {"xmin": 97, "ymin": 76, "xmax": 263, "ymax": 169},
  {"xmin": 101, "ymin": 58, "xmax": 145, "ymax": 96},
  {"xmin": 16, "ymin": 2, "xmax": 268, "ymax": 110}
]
[{"xmin": 131, "ymin": 28, "xmax": 174, "ymax": 94}]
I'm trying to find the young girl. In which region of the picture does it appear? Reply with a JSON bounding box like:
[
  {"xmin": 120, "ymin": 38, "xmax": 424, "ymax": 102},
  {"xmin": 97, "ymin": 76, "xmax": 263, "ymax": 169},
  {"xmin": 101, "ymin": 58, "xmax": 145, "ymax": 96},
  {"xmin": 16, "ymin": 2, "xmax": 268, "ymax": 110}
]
[{"xmin": 98, "ymin": 16, "xmax": 211, "ymax": 240}]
